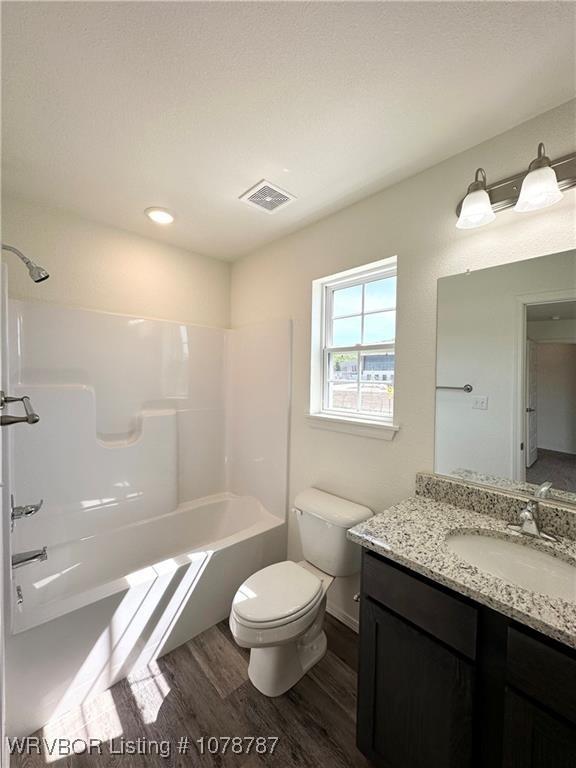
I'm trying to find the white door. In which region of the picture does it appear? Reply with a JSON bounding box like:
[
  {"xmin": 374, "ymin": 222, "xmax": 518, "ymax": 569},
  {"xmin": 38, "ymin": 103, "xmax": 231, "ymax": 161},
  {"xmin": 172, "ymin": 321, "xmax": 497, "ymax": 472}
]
[{"xmin": 525, "ymin": 339, "xmax": 538, "ymax": 468}]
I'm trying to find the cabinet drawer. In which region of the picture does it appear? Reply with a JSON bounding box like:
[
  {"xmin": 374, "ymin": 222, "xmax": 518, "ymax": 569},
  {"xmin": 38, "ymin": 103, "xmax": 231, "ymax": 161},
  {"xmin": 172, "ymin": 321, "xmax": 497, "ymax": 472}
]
[
  {"xmin": 362, "ymin": 551, "xmax": 477, "ymax": 660},
  {"xmin": 507, "ymin": 628, "xmax": 576, "ymax": 725}
]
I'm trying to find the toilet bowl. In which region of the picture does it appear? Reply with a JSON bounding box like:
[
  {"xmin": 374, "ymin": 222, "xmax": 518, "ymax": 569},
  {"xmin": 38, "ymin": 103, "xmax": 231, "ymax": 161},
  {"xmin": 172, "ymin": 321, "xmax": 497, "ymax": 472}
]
[
  {"xmin": 230, "ymin": 560, "xmax": 333, "ymax": 696},
  {"xmin": 229, "ymin": 488, "xmax": 372, "ymax": 697}
]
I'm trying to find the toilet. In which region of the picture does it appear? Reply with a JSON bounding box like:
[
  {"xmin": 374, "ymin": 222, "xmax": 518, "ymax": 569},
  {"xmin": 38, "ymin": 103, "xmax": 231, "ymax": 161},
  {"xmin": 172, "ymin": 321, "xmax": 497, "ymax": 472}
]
[{"xmin": 229, "ymin": 488, "xmax": 372, "ymax": 696}]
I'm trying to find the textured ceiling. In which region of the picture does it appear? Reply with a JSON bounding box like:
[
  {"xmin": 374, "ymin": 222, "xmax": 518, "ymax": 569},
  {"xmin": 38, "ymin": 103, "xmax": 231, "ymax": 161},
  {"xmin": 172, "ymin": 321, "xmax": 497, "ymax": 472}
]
[
  {"xmin": 2, "ymin": 1, "xmax": 575, "ymax": 260},
  {"xmin": 527, "ymin": 301, "xmax": 576, "ymax": 322}
]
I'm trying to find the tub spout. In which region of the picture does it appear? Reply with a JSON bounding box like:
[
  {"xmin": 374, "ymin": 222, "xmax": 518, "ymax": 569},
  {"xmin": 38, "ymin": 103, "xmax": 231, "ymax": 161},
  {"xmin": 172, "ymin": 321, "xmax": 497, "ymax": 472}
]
[{"xmin": 12, "ymin": 546, "xmax": 47, "ymax": 569}]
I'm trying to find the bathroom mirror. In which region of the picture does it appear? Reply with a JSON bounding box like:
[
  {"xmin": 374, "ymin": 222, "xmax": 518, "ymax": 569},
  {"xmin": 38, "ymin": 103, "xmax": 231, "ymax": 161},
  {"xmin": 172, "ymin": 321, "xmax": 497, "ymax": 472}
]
[{"xmin": 435, "ymin": 248, "xmax": 576, "ymax": 506}]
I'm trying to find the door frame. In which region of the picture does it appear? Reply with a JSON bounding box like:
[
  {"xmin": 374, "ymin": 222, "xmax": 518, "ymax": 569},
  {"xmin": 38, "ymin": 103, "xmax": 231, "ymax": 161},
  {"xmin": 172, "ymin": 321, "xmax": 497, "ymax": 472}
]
[
  {"xmin": 525, "ymin": 338, "xmax": 538, "ymax": 469},
  {"xmin": 513, "ymin": 288, "xmax": 576, "ymax": 482}
]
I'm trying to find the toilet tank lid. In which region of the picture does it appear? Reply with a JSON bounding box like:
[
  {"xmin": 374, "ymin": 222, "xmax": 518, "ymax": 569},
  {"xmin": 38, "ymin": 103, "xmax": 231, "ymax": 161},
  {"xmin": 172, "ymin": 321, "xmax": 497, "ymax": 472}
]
[{"xmin": 293, "ymin": 488, "xmax": 373, "ymax": 528}]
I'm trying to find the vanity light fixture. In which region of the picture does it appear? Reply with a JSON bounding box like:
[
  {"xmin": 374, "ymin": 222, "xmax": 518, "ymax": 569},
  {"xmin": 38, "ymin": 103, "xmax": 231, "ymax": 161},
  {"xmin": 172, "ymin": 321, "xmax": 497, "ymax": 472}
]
[
  {"xmin": 145, "ymin": 207, "xmax": 174, "ymax": 225},
  {"xmin": 456, "ymin": 169, "xmax": 496, "ymax": 229},
  {"xmin": 514, "ymin": 143, "xmax": 563, "ymax": 213},
  {"xmin": 455, "ymin": 143, "xmax": 576, "ymax": 228}
]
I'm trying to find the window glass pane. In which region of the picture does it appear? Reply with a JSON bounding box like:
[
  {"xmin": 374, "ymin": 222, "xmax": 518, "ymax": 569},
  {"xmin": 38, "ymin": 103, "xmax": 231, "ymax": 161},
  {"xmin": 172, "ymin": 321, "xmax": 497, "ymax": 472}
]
[
  {"xmin": 365, "ymin": 277, "xmax": 396, "ymax": 312},
  {"xmin": 360, "ymin": 350, "xmax": 395, "ymax": 383},
  {"xmin": 328, "ymin": 352, "xmax": 358, "ymax": 381},
  {"xmin": 332, "ymin": 315, "xmax": 362, "ymax": 346},
  {"xmin": 332, "ymin": 284, "xmax": 362, "ymax": 317},
  {"xmin": 328, "ymin": 382, "xmax": 358, "ymax": 412},
  {"xmin": 363, "ymin": 311, "xmax": 395, "ymax": 344},
  {"xmin": 360, "ymin": 383, "xmax": 394, "ymax": 417}
]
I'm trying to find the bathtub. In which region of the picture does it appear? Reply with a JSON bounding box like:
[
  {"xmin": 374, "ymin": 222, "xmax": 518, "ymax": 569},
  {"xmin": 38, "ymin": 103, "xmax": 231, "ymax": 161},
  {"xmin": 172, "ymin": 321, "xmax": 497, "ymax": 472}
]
[{"xmin": 7, "ymin": 493, "xmax": 285, "ymax": 737}]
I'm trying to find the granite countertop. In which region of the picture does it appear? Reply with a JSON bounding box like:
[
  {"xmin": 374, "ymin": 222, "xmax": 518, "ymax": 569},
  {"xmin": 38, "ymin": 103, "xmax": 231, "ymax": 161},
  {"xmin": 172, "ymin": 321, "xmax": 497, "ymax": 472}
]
[{"xmin": 348, "ymin": 496, "xmax": 576, "ymax": 649}]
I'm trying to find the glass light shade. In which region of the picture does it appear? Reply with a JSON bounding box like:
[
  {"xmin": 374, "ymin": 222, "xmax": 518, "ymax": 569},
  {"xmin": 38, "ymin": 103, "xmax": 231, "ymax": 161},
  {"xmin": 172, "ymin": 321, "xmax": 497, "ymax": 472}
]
[
  {"xmin": 514, "ymin": 165, "xmax": 563, "ymax": 213},
  {"xmin": 456, "ymin": 189, "xmax": 495, "ymax": 229}
]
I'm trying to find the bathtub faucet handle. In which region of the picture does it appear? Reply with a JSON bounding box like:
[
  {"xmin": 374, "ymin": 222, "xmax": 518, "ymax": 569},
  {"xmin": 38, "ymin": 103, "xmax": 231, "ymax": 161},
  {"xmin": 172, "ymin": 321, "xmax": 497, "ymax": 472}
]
[
  {"xmin": 0, "ymin": 390, "xmax": 40, "ymax": 426},
  {"xmin": 11, "ymin": 494, "xmax": 43, "ymax": 530}
]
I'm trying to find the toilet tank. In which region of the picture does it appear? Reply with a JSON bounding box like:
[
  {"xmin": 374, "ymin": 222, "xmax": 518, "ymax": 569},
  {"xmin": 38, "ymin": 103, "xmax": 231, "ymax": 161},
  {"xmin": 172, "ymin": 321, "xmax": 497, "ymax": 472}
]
[{"xmin": 294, "ymin": 488, "xmax": 373, "ymax": 577}]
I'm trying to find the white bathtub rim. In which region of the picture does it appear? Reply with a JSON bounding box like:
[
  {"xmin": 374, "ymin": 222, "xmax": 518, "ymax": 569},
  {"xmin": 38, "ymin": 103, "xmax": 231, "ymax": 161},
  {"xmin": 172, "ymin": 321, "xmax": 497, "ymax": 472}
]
[
  {"xmin": 17, "ymin": 490, "xmax": 264, "ymax": 550},
  {"xmin": 12, "ymin": 493, "xmax": 285, "ymax": 635}
]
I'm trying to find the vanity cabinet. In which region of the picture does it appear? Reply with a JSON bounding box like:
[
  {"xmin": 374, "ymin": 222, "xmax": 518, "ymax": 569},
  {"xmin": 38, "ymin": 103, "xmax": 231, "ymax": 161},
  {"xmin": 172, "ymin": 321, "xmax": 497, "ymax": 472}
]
[
  {"xmin": 502, "ymin": 690, "xmax": 576, "ymax": 768},
  {"xmin": 502, "ymin": 628, "xmax": 576, "ymax": 768},
  {"xmin": 357, "ymin": 550, "xmax": 576, "ymax": 768}
]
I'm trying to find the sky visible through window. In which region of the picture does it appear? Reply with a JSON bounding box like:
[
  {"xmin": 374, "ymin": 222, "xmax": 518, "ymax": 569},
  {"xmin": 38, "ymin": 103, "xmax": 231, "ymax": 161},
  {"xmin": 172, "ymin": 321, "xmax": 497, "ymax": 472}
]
[{"xmin": 332, "ymin": 277, "xmax": 396, "ymax": 346}]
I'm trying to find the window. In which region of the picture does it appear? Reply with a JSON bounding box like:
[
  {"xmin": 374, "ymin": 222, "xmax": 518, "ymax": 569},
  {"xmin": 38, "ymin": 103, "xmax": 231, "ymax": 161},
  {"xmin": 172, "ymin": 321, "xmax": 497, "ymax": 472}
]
[{"xmin": 309, "ymin": 258, "xmax": 398, "ymax": 436}]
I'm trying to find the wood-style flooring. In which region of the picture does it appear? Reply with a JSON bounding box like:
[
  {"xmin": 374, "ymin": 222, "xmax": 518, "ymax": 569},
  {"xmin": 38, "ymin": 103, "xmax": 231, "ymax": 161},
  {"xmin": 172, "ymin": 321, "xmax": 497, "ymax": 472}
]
[{"xmin": 11, "ymin": 614, "xmax": 369, "ymax": 768}]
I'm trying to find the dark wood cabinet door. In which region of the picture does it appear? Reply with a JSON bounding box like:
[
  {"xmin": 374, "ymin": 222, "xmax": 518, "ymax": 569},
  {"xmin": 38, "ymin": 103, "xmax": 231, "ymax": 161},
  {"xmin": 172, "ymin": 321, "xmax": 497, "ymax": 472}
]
[
  {"xmin": 357, "ymin": 597, "xmax": 475, "ymax": 768},
  {"xmin": 502, "ymin": 688, "xmax": 576, "ymax": 768}
]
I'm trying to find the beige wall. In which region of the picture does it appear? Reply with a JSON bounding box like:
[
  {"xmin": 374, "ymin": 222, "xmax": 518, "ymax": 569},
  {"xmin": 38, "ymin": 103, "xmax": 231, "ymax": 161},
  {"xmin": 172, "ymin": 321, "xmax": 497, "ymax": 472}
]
[
  {"xmin": 230, "ymin": 99, "xmax": 576, "ymax": 628},
  {"xmin": 1, "ymin": 197, "xmax": 230, "ymax": 328}
]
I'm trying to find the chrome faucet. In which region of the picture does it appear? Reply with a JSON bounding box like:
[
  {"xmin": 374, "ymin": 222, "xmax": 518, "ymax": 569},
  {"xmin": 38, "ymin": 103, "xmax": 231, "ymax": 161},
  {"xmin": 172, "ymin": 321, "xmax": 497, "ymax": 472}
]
[
  {"xmin": 508, "ymin": 501, "xmax": 558, "ymax": 542},
  {"xmin": 12, "ymin": 547, "xmax": 48, "ymax": 569},
  {"xmin": 534, "ymin": 481, "xmax": 553, "ymax": 499},
  {"xmin": 518, "ymin": 502, "xmax": 540, "ymax": 536}
]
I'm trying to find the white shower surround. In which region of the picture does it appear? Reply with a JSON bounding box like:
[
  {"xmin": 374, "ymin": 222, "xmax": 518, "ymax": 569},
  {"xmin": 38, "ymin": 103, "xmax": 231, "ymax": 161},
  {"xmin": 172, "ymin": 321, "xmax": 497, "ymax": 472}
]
[{"xmin": 5, "ymin": 299, "xmax": 291, "ymax": 736}]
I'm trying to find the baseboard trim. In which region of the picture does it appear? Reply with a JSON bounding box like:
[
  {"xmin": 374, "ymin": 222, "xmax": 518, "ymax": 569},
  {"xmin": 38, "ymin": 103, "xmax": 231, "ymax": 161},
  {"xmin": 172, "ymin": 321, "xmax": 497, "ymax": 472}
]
[{"xmin": 326, "ymin": 605, "xmax": 359, "ymax": 633}]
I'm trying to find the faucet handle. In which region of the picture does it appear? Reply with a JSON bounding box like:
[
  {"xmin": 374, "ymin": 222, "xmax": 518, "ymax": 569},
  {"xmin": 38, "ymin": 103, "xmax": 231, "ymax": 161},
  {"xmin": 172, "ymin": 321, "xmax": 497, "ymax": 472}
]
[
  {"xmin": 535, "ymin": 481, "xmax": 553, "ymax": 499},
  {"xmin": 517, "ymin": 501, "xmax": 541, "ymax": 537},
  {"xmin": 11, "ymin": 495, "xmax": 43, "ymax": 530},
  {"xmin": 520, "ymin": 503, "xmax": 536, "ymax": 521},
  {"xmin": 0, "ymin": 391, "xmax": 40, "ymax": 426},
  {"xmin": 520, "ymin": 500, "xmax": 537, "ymax": 520}
]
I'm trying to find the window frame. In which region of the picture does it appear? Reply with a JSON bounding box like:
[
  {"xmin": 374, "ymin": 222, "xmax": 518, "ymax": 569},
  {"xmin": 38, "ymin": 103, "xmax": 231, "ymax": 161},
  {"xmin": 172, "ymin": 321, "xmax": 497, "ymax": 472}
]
[{"xmin": 309, "ymin": 257, "xmax": 399, "ymax": 437}]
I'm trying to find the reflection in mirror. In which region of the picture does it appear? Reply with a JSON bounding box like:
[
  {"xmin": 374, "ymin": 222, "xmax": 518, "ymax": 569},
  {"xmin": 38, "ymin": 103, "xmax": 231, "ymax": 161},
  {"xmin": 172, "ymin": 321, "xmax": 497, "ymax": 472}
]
[{"xmin": 435, "ymin": 249, "xmax": 576, "ymax": 505}]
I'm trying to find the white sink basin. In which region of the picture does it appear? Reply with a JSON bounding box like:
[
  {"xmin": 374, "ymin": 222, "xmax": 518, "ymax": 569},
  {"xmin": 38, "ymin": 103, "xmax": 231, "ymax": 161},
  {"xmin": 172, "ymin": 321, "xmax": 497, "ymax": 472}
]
[{"xmin": 446, "ymin": 533, "xmax": 576, "ymax": 603}]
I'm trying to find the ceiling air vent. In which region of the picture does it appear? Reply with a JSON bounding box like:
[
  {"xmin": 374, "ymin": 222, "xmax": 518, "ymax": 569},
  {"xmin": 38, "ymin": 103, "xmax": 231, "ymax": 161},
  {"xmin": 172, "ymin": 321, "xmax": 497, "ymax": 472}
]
[{"xmin": 239, "ymin": 179, "xmax": 296, "ymax": 214}]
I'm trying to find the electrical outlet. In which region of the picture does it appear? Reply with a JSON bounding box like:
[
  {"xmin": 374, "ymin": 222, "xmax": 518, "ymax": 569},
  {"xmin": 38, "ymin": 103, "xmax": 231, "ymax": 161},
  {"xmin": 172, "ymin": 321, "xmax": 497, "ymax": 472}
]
[{"xmin": 472, "ymin": 395, "xmax": 488, "ymax": 411}]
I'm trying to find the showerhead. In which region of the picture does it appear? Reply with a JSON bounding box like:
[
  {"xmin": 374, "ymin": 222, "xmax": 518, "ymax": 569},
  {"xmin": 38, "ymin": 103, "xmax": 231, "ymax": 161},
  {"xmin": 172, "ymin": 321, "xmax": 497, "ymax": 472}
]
[
  {"xmin": 28, "ymin": 264, "xmax": 50, "ymax": 283},
  {"xmin": 2, "ymin": 244, "xmax": 50, "ymax": 283}
]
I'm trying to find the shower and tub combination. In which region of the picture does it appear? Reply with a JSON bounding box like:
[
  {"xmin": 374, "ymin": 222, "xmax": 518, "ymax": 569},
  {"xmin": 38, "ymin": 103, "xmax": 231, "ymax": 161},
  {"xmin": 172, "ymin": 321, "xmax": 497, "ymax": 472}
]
[{"xmin": 1, "ymin": 252, "xmax": 291, "ymax": 736}]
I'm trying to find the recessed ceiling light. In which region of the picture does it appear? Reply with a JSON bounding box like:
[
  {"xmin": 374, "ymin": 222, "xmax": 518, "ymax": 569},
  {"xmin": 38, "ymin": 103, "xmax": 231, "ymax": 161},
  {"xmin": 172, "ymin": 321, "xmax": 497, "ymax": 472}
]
[{"xmin": 145, "ymin": 207, "xmax": 174, "ymax": 225}]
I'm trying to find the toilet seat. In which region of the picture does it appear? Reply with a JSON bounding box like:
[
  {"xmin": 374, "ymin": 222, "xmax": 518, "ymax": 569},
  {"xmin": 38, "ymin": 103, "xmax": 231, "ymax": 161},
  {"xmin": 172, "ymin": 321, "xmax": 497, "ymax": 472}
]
[{"xmin": 231, "ymin": 561, "xmax": 322, "ymax": 629}]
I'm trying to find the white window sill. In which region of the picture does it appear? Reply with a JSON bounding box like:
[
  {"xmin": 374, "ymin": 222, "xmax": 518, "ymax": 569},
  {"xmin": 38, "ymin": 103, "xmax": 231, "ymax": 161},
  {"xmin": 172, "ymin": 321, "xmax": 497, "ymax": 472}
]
[{"xmin": 306, "ymin": 413, "xmax": 400, "ymax": 441}]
